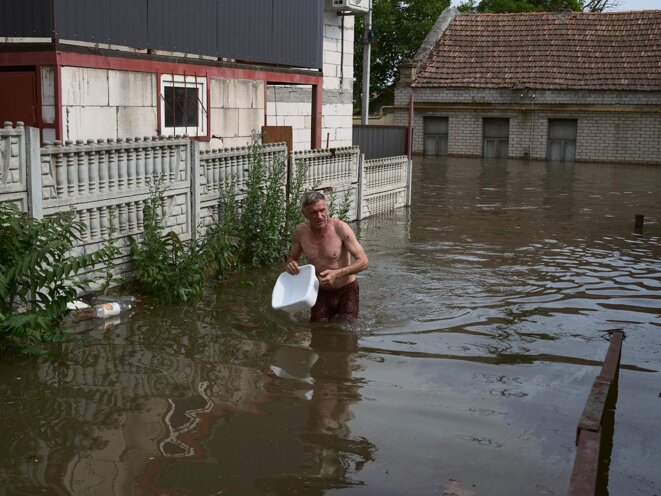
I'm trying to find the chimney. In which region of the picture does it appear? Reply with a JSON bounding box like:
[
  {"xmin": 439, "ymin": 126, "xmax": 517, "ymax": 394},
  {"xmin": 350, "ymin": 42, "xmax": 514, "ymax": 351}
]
[{"xmin": 397, "ymin": 59, "xmax": 417, "ymax": 87}]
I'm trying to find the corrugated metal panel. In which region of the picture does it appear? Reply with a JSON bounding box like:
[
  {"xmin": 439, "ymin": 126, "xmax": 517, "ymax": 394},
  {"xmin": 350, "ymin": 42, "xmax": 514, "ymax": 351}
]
[
  {"xmin": 217, "ymin": 0, "xmax": 273, "ymax": 64},
  {"xmin": 0, "ymin": 0, "xmax": 52, "ymax": 37},
  {"xmin": 353, "ymin": 126, "xmax": 408, "ymax": 160},
  {"xmin": 1, "ymin": 0, "xmax": 322, "ymax": 70},
  {"xmin": 55, "ymin": 0, "xmax": 147, "ymax": 47},
  {"xmin": 272, "ymin": 0, "xmax": 323, "ymax": 68},
  {"xmin": 149, "ymin": 0, "xmax": 217, "ymax": 55}
]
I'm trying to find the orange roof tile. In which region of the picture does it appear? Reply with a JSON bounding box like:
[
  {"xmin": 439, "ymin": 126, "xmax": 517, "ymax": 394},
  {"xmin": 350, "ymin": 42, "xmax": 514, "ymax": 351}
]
[{"xmin": 412, "ymin": 10, "xmax": 661, "ymax": 91}]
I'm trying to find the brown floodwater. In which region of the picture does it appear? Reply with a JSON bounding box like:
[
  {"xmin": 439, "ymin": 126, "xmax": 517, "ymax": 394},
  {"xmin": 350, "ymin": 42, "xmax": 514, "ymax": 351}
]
[{"xmin": 1, "ymin": 157, "xmax": 660, "ymax": 496}]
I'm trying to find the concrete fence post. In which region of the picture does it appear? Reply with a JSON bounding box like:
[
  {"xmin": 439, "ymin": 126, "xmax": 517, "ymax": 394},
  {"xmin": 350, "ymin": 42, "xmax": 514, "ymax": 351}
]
[
  {"xmin": 189, "ymin": 139, "xmax": 201, "ymax": 240},
  {"xmin": 25, "ymin": 126, "xmax": 43, "ymax": 219},
  {"xmin": 406, "ymin": 158, "xmax": 413, "ymax": 207},
  {"xmin": 356, "ymin": 152, "xmax": 364, "ymax": 221}
]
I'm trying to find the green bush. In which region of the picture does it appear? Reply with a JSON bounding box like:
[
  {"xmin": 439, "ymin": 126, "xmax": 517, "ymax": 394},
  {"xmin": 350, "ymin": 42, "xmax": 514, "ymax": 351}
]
[
  {"xmin": 98, "ymin": 212, "xmax": 123, "ymax": 295},
  {"xmin": 214, "ymin": 137, "xmax": 308, "ymax": 273},
  {"xmin": 327, "ymin": 188, "xmax": 353, "ymax": 222},
  {"xmin": 0, "ymin": 203, "xmax": 107, "ymax": 352},
  {"xmin": 129, "ymin": 178, "xmax": 208, "ymax": 302}
]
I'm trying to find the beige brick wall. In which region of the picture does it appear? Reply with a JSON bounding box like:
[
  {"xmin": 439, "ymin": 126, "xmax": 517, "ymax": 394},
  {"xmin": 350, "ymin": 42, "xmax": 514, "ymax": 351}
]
[{"xmin": 394, "ymin": 86, "xmax": 661, "ymax": 164}]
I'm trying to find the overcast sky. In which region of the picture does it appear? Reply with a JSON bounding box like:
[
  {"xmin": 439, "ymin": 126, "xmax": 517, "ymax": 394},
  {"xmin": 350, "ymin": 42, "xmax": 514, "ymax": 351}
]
[
  {"xmin": 449, "ymin": 0, "xmax": 658, "ymax": 10},
  {"xmin": 610, "ymin": 0, "xmax": 658, "ymax": 10}
]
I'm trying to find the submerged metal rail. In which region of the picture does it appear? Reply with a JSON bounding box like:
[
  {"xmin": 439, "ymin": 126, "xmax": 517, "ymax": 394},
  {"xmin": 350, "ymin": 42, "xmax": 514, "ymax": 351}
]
[{"xmin": 567, "ymin": 330, "xmax": 624, "ymax": 496}]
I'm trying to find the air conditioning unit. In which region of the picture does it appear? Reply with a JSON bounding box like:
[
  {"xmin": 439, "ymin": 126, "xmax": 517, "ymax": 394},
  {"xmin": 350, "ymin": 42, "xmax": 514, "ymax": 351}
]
[{"xmin": 331, "ymin": 0, "xmax": 369, "ymax": 15}]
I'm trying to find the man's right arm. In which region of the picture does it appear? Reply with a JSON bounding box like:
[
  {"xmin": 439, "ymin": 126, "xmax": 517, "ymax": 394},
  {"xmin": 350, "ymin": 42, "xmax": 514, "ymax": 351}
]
[{"xmin": 285, "ymin": 226, "xmax": 303, "ymax": 274}]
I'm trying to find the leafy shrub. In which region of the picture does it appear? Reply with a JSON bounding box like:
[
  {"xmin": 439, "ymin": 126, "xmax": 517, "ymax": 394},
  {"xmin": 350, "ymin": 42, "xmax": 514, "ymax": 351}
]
[
  {"xmin": 326, "ymin": 188, "xmax": 353, "ymax": 222},
  {"xmin": 213, "ymin": 137, "xmax": 308, "ymax": 273},
  {"xmin": 129, "ymin": 178, "xmax": 208, "ymax": 302},
  {"xmin": 0, "ymin": 203, "xmax": 107, "ymax": 352},
  {"xmin": 98, "ymin": 212, "xmax": 123, "ymax": 295}
]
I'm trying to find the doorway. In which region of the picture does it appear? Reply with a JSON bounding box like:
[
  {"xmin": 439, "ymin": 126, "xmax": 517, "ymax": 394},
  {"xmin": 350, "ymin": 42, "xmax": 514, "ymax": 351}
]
[
  {"xmin": 547, "ymin": 119, "xmax": 577, "ymax": 162},
  {"xmin": 0, "ymin": 69, "xmax": 38, "ymax": 127},
  {"xmin": 483, "ymin": 118, "xmax": 509, "ymax": 159},
  {"xmin": 423, "ymin": 116, "xmax": 448, "ymax": 156}
]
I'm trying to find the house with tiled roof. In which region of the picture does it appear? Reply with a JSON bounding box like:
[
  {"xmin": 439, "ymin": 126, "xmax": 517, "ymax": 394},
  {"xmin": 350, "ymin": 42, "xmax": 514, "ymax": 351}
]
[{"xmin": 394, "ymin": 8, "xmax": 661, "ymax": 164}]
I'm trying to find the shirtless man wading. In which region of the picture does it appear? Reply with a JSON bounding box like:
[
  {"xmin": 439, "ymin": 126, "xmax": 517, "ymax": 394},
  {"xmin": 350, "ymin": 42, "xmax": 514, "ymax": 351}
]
[{"xmin": 285, "ymin": 191, "xmax": 369, "ymax": 322}]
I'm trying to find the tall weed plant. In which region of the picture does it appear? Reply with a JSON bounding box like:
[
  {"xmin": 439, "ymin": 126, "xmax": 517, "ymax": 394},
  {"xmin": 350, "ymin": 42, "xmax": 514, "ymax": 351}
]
[
  {"xmin": 129, "ymin": 178, "xmax": 208, "ymax": 302},
  {"xmin": 215, "ymin": 136, "xmax": 307, "ymax": 273},
  {"xmin": 98, "ymin": 212, "xmax": 123, "ymax": 295},
  {"xmin": 0, "ymin": 203, "xmax": 108, "ymax": 352},
  {"xmin": 326, "ymin": 188, "xmax": 353, "ymax": 222}
]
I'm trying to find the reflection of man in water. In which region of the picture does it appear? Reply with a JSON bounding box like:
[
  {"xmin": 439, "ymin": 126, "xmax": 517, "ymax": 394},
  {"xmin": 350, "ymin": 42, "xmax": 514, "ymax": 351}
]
[
  {"xmin": 285, "ymin": 191, "xmax": 369, "ymax": 322},
  {"xmin": 259, "ymin": 330, "xmax": 374, "ymax": 492},
  {"xmin": 305, "ymin": 329, "xmax": 374, "ymax": 482}
]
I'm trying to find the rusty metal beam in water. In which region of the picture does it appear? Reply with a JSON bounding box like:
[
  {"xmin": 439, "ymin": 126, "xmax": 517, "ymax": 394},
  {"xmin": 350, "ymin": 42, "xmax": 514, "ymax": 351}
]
[{"xmin": 567, "ymin": 330, "xmax": 624, "ymax": 496}]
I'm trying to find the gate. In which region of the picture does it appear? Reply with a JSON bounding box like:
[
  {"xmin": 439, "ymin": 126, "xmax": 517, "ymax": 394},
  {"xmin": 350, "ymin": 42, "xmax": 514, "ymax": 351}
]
[{"xmin": 353, "ymin": 125, "xmax": 408, "ymax": 160}]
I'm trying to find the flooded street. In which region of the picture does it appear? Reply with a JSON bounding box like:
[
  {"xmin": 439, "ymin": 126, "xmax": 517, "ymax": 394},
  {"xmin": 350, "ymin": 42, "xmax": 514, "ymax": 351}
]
[{"xmin": 1, "ymin": 157, "xmax": 660, "ymax": 495}]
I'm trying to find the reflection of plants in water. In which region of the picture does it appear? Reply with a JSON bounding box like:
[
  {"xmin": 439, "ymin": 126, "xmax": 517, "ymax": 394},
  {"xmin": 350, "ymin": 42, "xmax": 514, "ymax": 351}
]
[{"xmin": 0, "ymin": 359, "xmax": 108, "ymax": 489}]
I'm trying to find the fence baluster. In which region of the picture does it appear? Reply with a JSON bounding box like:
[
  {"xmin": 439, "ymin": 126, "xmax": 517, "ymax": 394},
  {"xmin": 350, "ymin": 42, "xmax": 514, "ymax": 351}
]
[
  {"xmin": 137, "ymin": 200, "xmax": 144, "ymax": 230},
  {"xmin": 144, "ymin": 137, "xmax": 153, "ymax": 181},
  {"xmin": 65, "ymin": 141, "xmax": 77, "ymax": 196},
  {"xmin": 97, "ymin": 139, "xmax": 108, "ymax": 193},
  {"xmin": 89, "ymin": 207, "xmax": 99, "ymax": 240},
  {"xmin": 107, "ymin": 139, "xmax": 117, "ymax": 192},
  {"xmin": 169, "ymin": 140, "xmax": 177, "ymax": 182},
  {"xmin": 79, "ymin": 209, "xmax": 90, "ymax": 241},
  {"xmin": 135, "ymin": 138, "xmax": 145, "ymax": 187},
  {"xmin": 117, "ymin": 138, "xmax": 127, "ymax": 190},
  {"xmin": 118, "ymin": 203, "xmax": 128, "ymax": 232},
  {"xmin": 86, "ymin": 139, "xmax": 97, "ymax": 194},
  {"xmin": 152, "ymin": 137, "xmax": 162, "ymax": 181},
  {"xmin": 128, "ymin": 201, "xmax": 137, "ymax": 232},
  {"xmin": 126, "ymin": 138, "xmax": 136, "ymax": 189},
  {"xmin": 53, "ymin": 142, "xmax": 65, "ymax": 198},
  {"xmin": 99, "ymin": 205, "xmax": 109, "ymax": 237},
  {"xmin": 75, "ymin": 140, "xmax": 87, "ymax": 195}
]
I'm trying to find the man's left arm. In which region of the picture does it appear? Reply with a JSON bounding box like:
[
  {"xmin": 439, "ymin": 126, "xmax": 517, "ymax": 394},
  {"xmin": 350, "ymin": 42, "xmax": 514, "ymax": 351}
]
[{"xmin": 336, "ymin": 223, "xmax": 369, "ymax": 278}]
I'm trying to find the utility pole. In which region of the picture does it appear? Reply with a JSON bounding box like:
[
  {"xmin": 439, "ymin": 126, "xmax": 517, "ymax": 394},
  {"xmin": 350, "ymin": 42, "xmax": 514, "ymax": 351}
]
[{"xmin": 360, "ymin": 0, "xmax": 372, "ymax": 125}]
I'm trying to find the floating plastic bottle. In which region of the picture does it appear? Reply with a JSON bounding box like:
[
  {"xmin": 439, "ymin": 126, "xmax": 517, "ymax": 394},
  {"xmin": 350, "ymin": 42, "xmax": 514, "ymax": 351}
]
[
  {"xmin": 93, "ymin": 295, "xmax": 140, "ymax": 305},
  {"xmin": 93, "ymin": 301, "xmax": 135, "ymax": 319}
]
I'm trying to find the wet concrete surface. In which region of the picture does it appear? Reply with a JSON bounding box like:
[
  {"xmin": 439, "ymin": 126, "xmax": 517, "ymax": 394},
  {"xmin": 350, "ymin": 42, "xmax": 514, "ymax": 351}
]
[{"xmin": 1, "ymin": 157, "xmax": 660, "ymax": 495}]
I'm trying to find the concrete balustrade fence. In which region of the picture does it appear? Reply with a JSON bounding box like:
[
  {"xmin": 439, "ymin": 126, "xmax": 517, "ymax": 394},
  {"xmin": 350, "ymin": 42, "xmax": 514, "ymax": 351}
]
[{"xmin": 1, "ymin": 122, "xmax": 412, "ymax": 290}]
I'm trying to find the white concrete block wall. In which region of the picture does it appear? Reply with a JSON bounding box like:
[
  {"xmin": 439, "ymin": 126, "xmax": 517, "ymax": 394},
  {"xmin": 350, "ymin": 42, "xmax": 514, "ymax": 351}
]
[
  {"xmin": 206, "ymin": 78, "xmax": 265, "ymax": 151},
  {"xmin": 61, "ymin": 67, "xmax": 158, "ymax": 142},
  {"xmin": 58, "ymin": 68, "xmax": 266, "ymax": 149}
]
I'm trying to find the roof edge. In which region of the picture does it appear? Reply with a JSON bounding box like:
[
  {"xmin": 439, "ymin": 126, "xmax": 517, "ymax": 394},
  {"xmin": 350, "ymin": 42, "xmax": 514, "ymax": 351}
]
[{"xmin": 411, "ymin": 7, "xmax": 460, "ymax": 68}]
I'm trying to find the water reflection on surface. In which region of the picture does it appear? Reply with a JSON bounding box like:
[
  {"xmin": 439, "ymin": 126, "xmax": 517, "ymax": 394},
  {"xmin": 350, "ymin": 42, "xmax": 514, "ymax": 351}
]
[{"xmin": 0, "ymin": 157, "xmax": 660, "ymax": 495}]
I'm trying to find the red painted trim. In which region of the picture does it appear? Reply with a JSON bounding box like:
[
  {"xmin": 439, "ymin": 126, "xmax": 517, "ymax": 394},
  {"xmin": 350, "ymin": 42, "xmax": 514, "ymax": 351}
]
[
  {"xmin": 0, "ymin": 51, "xmax": 58, "ymax": 66},
  {"xmin": 311, "ymin": 84, "xmax": 323, "ymax": 149},
  {"xmin": 34, "ymin": 65, "xmax": 43, "ymax": 129},
  {"xmin": 0, "ymin": 50, "xmax": 322, "ymax": 85},
  {"xmin": 55, "ymin": 51, "xmax": 323, "ymax": 85}
]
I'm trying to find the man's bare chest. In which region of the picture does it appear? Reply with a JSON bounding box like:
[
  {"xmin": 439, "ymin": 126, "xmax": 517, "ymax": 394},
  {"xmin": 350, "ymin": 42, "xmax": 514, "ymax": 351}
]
[{"xmin": 302, "ymin": 233, "xmax": 344, "ymax": 261}]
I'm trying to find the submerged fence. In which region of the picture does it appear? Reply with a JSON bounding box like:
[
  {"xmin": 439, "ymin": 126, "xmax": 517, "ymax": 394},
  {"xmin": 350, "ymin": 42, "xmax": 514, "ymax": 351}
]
[{"xmin": 1, "ymin": 121, "xmax": 411, "ymax": 285}]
